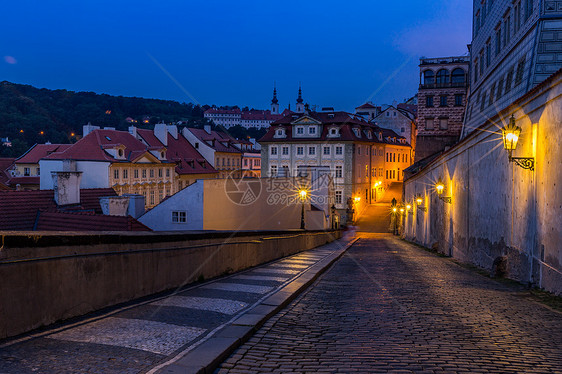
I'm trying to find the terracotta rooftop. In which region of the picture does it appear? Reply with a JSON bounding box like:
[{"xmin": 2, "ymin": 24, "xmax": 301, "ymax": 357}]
[
  {"xmin": 187, "ymin": 128, "xmax": 243, "ymax": 154},
  {"xmin": 16, "ymin": 144, "xmax": 72, "ymax": 164},
  {"xmin": 35, "ymin": 210, "xmax": 151, "ymax": 232},
  {"xmin": 0, "ymin": 158, "xmax": 15, "ymax": 187},
  {"xmin": 0, "ymin": 188, "xmax": 135, "ymax": 231},
  {"xmin": 356, "ymin": 103, "xmax": 378, "ymax": 109}
]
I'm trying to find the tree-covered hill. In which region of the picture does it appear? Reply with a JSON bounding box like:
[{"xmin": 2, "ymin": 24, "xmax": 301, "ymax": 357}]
[{"xmin": 0, "ymin": 81, "xmax": 210, "ymax": 157}]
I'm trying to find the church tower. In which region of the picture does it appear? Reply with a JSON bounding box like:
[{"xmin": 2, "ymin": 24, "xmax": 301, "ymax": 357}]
[
  {"xmin": 296, "ymin": 85, "xmax": 304, "ymax": 114},
  {"xmin": 271, "ymin": 84, "xmax": 279, "ymax": 115}
]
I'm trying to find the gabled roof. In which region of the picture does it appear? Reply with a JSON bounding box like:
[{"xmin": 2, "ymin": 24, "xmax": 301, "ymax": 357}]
[
  {"xmin": 16, "ymin": 144, "xmax": 72, "ymax": 164},
  {"xmin": 241, "ymin": 110, "xmax": 283, "ymax": 121},
  {"xmin": 0, "ymin": 188, "xmax": 118, "ymax": 231},
  {"xmin": 43, "ymin": 129, "xmax": 157, "ymax": 163},
  {"xmin": 374, "ymin": 105, "xmax": 415, "ymax": 122},
  {"xmin": 355, "ymin": 103, "xmax": 378, "ymax": 109},
  {"xmin": 187, "ymin": 128, "xmax": 243, "ymax": 154},
  {"xmin": 138, "ymin": 130, "xmax": 218, "ymax": 176},
  {"xmin": 35, "ymin": 210, "xmax": 151, "ymax": 231}
]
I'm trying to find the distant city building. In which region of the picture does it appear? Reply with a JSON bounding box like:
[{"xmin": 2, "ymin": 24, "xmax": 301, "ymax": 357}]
[
  {"xmin": 416, "ymin": 56, "xmax": 469, "ymax": 161},
  {"xmin": 355, "ymin": 103, "xmax": 382, "ymax": 121},
  {"xmin": 1, "ymin": 137, "xmax": 12, "ymax": 147},
  {"xmin": 259, "ymin": 110, "xmax": 412, "ymax": 221},
  {"xmin": 242, "ymin": 151, "xmax": 261, "ymax": 178},
  {"xmin": 10, "ymin": 143, "xmax": 72, "ymax": 190},
  {"xmin": 371, "ymin": 105, "xmax": 417, "ymax": 160},
  {"xmin": 463, "ymin": 0, "xmax": 562, "ymax": 137}
]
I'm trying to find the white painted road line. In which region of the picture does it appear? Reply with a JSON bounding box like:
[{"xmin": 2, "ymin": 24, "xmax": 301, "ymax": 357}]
[
  {"xmin": 48, "ymin": 317, "xmax": 205, "ymax": 355},
  {"xmin": 151, "ymin": 296, "xmax": 248, "ymax": 315}
]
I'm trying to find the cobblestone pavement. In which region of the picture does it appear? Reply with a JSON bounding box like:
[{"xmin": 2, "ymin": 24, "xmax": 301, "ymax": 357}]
[
  {"xmin": 0, "ymin": 235, "xmax": 353, "ymax": 374},
  {"xmin": 217, "ymin": 233, "xmax": 562, "ymax": 373}
]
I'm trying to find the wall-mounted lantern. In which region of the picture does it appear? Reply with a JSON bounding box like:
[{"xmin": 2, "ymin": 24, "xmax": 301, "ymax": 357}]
[
  {"xmin": 415, "ymin": 195, "xmax": 426, "ymax": 211},
  {"xmin": 435, "ymin": 178, "xmax": 452, "ymax": 204},
  {"xmin": 501, "ymin": 115, "xmax": 535, "ymax": 171}
]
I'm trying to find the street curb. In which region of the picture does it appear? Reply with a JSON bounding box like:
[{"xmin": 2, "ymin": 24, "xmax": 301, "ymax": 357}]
[{"xmin": 156, "ymin": 236, "xmax": 359, "ymax": 374}]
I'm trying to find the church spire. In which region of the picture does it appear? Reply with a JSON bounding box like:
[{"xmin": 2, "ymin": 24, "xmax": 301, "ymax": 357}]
[
  {"xmin": 296, "ymin": 84, "xmax": 303, "ymax": 103},
  {"xmin": 270, "ymin": 82, "xmax": 280, "ymax": 114},
  {"xmin": 296, "ymin": 83, "xmax": 304, "ymax": 113}
]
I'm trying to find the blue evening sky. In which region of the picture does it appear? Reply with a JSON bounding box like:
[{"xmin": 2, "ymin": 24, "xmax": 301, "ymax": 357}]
[{"xmin": 1, "ymin": 0, "xmax": 472, "ymax": 112}]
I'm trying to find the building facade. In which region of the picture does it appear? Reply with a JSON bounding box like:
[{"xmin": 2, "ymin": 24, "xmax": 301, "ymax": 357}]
[
  {"xmin": 463, "ymin": 0, "xmax": 562, "ymax": 137},
  {"xmin": 259, "ymin": 111, "xmax": 412, "ymax": 221},
  {"xmin": 372, "ymin": 105, "xmax": 417, "ymax": 160},
  {"xmin": 416, "ymin": 56, "xmax": 470, "ymax": 161}
]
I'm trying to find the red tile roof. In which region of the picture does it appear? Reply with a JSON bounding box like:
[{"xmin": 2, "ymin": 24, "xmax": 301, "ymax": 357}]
[
  {"xmin": 356, "ymin": 103, "xmax": 378, "ymax": 109},
  {"xmin": 260, "ymin": 111, "xmax": 410, "ymax": 146},
  {"xmin": 44, "ymin": 129, "xmax": 160, "ymax": 163},
  {"xmin": 187, "ymin": 128, "xmax": 243, "ymax": 154},
  {"xmin": 136, "ymin": 129, "xmax": 166, "ymax": 150},
  {"xmin": 0, "ymin": 188, "xmax": 118, "ymax": 231},
  {"xmin": 7, "ymin": 176, "xmax": 40, "ymax": 186},
  {"xmin": 137, "ymin": 130, "xmax": 218, "ymax": 176},
  {"xmin": 35, "ymin": 210, "xmax": 151, "ymax": 231},
  {"xmin": 241, "ymin": 110, "xmax": 283, "ymax": 121},
  {"xmin": 16, "ymin": 144, "xmax": 72, "ymax": 164}
]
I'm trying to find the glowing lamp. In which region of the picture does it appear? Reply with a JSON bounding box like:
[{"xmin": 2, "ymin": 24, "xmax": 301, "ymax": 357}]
[
  {"xmin": 299, "ymin": 189, "xmax": 308, "ymax": 201},
  {"xmin": 392, "ymin": 207, "xmax": 397, "ymax": 213},
  {"xmin": 416, "ymin": 197, "xmax": 423, "ymax": 205},
  {"xmin": 354, "ymin": 197, "xmax": 361, "ymax": 202},
  {"xmin": 400, "ymin": 208, "xmax": 404, "ymax": 213},
  {"xmin": 501, "ymin": 115, "xmax": 534, "ymax": 171},
  {"xmin": 435, "ymin": 179, "xmax": 445, "ymax": 195},
  {"xmin": 406, "ymin": 204, "xmax": 411, "ymax": 210}
]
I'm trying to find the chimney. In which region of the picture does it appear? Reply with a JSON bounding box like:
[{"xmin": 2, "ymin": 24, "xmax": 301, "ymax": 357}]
[
  {"xmin": 154, "ymin": 123, "xmax": 168, "ymax": 146},
  {"xmin": 123, "ymin": 194, "xmax": 145, "ymax": 218},
  {"xmin": 62, "ymin": 159, "xmax": 77, "ymax": 172},
  {"xmin": 99, "ymin": 196, "xmax": 130, "ymax": 216},
  {"xmin": 167, "ymin": 125, "xmax": 178, "ymax": 139},
  {"xmin": 128, "ymin": 126, "xmax": 138, "ymax": 138},
  {"xmin": 51, "ymin": 171, "xmax": 83, "ymax": 206},
  {"xmin": 204, "ymin": 124, "xmax": 212, "ymax": 134},
  {"xmin": 83, "ymin": 122, "xmax": 100, "ymax": 137}
]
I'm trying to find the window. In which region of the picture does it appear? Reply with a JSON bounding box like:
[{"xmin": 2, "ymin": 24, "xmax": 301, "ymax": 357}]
[
  {"xmin": 275, "ymin": 129, "xmax": 284, "ymax": 137},
  {"xmin": 142, "ymin": 169, "xmax": 147, "ymax": 178},
  {"xmin": 489, "ymin": 83, "xmax": 496, "ymax": 105},
  {"xmin": 172, "ymin": 211, "xmax": 187, "ymax": 223},
  {"xmin": 439, "ymin": 118, "xmax": 448, "ymax": 130},
  {"xmin": 36, "ymin": 168, "xmax": 40, "ymax": 176},
  {"xmin": 440, "ymin": 95, "xmax": 448, "ymax": 107},
  {"xmin": 308, "ymin": 146, "xmax": 316, "ymax": 156},
  {"xmin": 335, "ymin": 191, "xmax": 342, "ymax": 204},
  {"xmin": 480, "ymin": 91, "xmax": 487, "ymax": 111},
  {"xmin": 309, "ymin": 127, "xmax": 316, "ymax": 135},
  {"xmin": 24, "ymin": 167, "xmax": 30, "ymax": 176},
  {"xmin": 270, "ymin": 165, "xmax": 278, "ymax": 176},
  {"xmin": 282, "ymin": 146, "xmax": 289, "ymax": 155},
  {"xmin": 451, "ymin": 68, "xmax": 465, "ymax": 84},
  {"xmin": 474, "ymin": 60, "xmax": 479, "ymax": 82},
  {"xmin": 486, "ymin": 41, "xmax": 491, "ymax": 67},
  {"xmin": 114, "ymin": 169, "xmax": 119, "ymax": 179},
  {"xmin": 454, "ymin": 94, "xmax": 463, "ymax": 106},
  {"xmin": 335, "ymin": 165, "xmax": 342, "ymax": 178},
  {"xmin": 425, "ymin": 118, "xmax": 434, "ymax": 130},
  {"xmin": 158, "ymin": 168, "xmax": 163, "ymax": 178},
  {"xmin": 504, "ymin": 16, "xmax": 510, "ymax": 46},
  {"xmin": 335, "ymin": 146, "xmax": 343, "ymax": 155},
  {"xmin": 134, "ymin": 169, "xmax": 139, "ymax": 179},
  {"xmin": 423, "ymin": 70, "xmax": 434, "ymax": 85},
  {"xmin": 297, "ymin": 146, "xmax": 304, "ymax": 155},
  {"xmin": 386, "ymin": 152, "xmax": 389, "ymax": 162},
  {"xmin": 525, "ymin": 0, "xmax": 533, "ymax": 21},
  {"xmin": 386, "ymin": 170, "xmax": 389, "ymax": 179},
  {"xmin": 514, "ymin": 1, "xmax": 521, "ymax": 33},
  {"xmin": 393, "ymin": 153, "xmax": 396, "ymax": 162},
  {"xmin": 149, "ymin": 169, "xmax": 154, "ymax": 178},
  {"xmin": 166, "ymin": 168, "xmax": 170, "ymax": 177},
  {"xmin": 150, "ymin": 190, "xmax": 155, "ymax": 205},
  {"xmin": 515, "ymin": 56, "xmax": 526, "ymax": 86},
  {"xmin": 401, "ymin": 127, "xmax": 405, "ymax": 133},
  {"xmin": 479, "ymin": 50, "xmax": 484, "ymax": 75},
  {"xmin": 505, "ymin": 67, "xmax": 514, "ymax": 93},
  {"xmin": 357, "ymin": 145, "xmax": 361, "ymax": 155},
  {"xmin": 436, "ymin": 69, "xmax": 449, "ymax": 85},
  {"xmin": 244, "ymin": 159, "xmax": 248, "ymax": 167},
  {"xmin": 329, "ymin": 128, "xmax": 339, "ymax": 136},
  {"xmin": 496, "ymin": 77, "xmax": 504, "ymax": 100},
  {"xmin": 271, "ymin": 146, "xmax": 278, "ymax": 155},
  {"xmin": 296, "ymin": 127, "xmax": 304, "ymax": 135},
  {"xmin": 426, "ymin": 96, "xmax": 434, "ymax": 107},
  {"xmin": 323, "ymin": 146, "xmax": 330, "ymax": 155}
]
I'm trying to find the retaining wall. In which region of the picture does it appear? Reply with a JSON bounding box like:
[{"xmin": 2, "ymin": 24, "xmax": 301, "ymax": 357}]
[
  {"xmin": 403, "ymin": 71, "xmax": 562, "ymax": 296},
  {"xmin": 0, "ymin": 229, "xmax": 340, "ymax": 340}
]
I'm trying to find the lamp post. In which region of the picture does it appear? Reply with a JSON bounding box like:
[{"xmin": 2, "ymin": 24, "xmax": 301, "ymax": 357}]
[
  {"xmin": 501, "ymin": 115, "xmax": 535, "ymax": 171},
  {"xmin": 331, "ymin": 204, "xmax": 336, "ymax": 229},
  {"xmin": 299, "ymin": 189, "xmax": 307, "ymax": 230},
  {"xmin": 435, "ymin": 178, "xmax": 452, "ymax": 204},
  {"xmin": 416, "ymin": 195, "xmax": 426, "ymax": 211}
]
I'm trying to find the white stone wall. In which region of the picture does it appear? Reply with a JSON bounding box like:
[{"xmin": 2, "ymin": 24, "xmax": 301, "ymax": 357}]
[
  {"xmin": 403, "ymin": 72, "xmax": 562, "ymax": 295},
  {"xmin": 40, "ymin": 160, "xmax": 110, "ymax": 190}
]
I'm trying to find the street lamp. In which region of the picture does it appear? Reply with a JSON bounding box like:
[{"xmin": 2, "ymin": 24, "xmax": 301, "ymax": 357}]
[
  {"xmin": 501, "ymin": 115, "xmax": 534, "ymax": 171},
  {"xmin": 415, "ymin": 195, "xmax": 426, "ymax": 211},
  {"xmin": 299, "ymin": 189, "xmax": 307, "ymax": 229},
  {"xmin": 331, "ymin": 204, "xmax": 336, "ymax": 229},
  {"xmin": 435, "ymin": 178, "xmax": 452, "ymax": 204}
]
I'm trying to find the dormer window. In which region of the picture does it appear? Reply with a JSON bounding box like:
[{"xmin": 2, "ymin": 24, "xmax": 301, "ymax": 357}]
[
  {"xmin": 378, "ymin": 132, "xmax": 382, "ymax": 141},
  {"xmin": 352, "ymin": 128, "xmax": 361, "ymax": 137},
  {"xmin": 309, "ymin": 126, "xmax": 316, "ymax": 135},
  {"xmin": 366, "ymin": 130, "xmax": 372, "ymax": 139},
  {"xmin": 118, "ymin": 149, "xmax": 124, "ymax": 157},
  {"xmin": 160, "ymin": 151, "xmax": 165, "ymax": 159},
  {"xmin": 274, "ymin": 128, "xmax": 286, "ymax": 138},
  {"xmin": 296, "ymin": 127, "xmax": 304, "ymax": 135}
]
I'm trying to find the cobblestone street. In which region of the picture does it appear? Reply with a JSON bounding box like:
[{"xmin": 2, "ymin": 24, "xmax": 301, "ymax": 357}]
[{"xmin": 217, "ymin": 233, "xmax": 562, "ymax": 373}]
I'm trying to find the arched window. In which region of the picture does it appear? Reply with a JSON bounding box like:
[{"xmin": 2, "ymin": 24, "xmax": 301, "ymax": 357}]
[
  {"xmin": 436, "ymin": 69, "xmax": 450, "ymax": 84},
  {"xmin": 451, "ymin": 68, "xmax": 466, "ymax": 84},
  {"xmin": 423, "ymin": 70, "xmax": 434, "ymax": 85}
]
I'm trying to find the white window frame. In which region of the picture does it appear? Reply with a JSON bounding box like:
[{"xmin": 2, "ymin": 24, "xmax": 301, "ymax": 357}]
[{"xmin": 172, "ymin": 211, "xmax": 187, "ymax": 223}]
